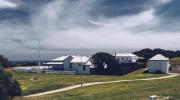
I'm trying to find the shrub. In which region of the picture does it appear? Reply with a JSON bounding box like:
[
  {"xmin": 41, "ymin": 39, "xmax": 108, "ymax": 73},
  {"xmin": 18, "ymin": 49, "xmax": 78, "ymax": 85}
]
[{"xmin": 0, "ymin": 70, "xmax": 22, "ymax": 100}]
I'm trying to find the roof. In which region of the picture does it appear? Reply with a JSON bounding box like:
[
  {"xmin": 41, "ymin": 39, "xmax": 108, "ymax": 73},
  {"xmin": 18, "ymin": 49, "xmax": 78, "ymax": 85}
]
[
  {"xmin": 116, "ymin": 53, "xmax": 138, "ymax": 58},
  {"xmin": 52, "ymin": 56, "xmax": 69, "ymax": 61},
  {"xmin": 46, "ymin": 62, "xmax": 64, "ymax": 65},
  {"xmin": 71, "ymin": 56, "xmax": 90, "ymax": 63},
  {"xmin": 85, "ymin": 61, "xmax": 92, "ymax": 66},
  {"xmin": 149, "ymin": 54, "xmax": 169, "ymax": 61}
]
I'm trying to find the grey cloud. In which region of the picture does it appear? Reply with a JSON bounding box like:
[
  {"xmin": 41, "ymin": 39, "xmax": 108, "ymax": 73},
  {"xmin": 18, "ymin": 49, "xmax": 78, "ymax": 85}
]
[{"xmin": 0, "ymin": 0, "xmax": 180, "ymax": 60}]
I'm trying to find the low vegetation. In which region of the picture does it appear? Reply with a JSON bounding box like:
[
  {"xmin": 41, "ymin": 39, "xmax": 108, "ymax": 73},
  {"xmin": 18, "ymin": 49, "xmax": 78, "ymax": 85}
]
[
  {"xmin": 170, "ymin": 57, "xmax": 180, "ymax": 66},
  {"xmin": 170, "ymin": 57, "xmax": 180, "ymax": 73},
  {"xmin": 5, "ymin": 68, "xmax": 164, "ymax": 96}
]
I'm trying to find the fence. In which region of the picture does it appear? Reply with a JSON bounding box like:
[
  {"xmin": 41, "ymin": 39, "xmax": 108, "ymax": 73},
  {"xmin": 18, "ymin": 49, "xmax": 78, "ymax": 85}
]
[
  {"xmin": 12, "ymin": 66, "xmax": 76, "ymax": 75},
  {"xmin": 45, "ymin": 70, "xmax": 76, "ymax": 75},
  {"xmin": 91, "ymin": 63, "xmax": 146, "ymax": 75}
]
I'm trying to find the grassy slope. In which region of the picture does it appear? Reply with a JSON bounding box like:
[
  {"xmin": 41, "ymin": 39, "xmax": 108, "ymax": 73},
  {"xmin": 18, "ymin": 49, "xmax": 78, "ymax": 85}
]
[
  {"xmin": 20, "ymin": 76, "xmax": 180, "ymax": 100},
  {"xmin": 6, "ymin": 68, "xmax": 164, "ymax": 96}
]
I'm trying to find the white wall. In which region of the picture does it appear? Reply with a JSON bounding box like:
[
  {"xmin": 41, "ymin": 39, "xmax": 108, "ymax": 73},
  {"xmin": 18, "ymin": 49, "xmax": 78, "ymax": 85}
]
[
  {"xmin": 117, "ymin": 56, "xmax": 136, "ymax": 63},
  {"xmin": 131, "ymin": 58, "xmax": 137, "ymax": 63},
  {"xmin": 78, "ymin": 65, "xmax": 91, "ymax": 74},
  {"xmin": 63, "ymin": 57, "xmax": 73, "ymax": 70},
  {"xmin": 71, "ymin": 63, "xmax": 90, "ymax": 74},
  {"xmin": 117, "ymin": 56, "xmax": 128, "ymax": 63},
  {"xmin": 147, "ymin": 60, "xmax": 169, "ymax": 74}
]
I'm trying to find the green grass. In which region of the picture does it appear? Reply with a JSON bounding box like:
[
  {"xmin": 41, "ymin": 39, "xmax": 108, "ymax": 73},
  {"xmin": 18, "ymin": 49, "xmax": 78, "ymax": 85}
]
[
  {"xmin": 17, "ymin": 75, "xmax": 180, "ymax": 100},
  {"xmin": 6, "ymin": 68, "xmax": 164, "ymax": 96}
]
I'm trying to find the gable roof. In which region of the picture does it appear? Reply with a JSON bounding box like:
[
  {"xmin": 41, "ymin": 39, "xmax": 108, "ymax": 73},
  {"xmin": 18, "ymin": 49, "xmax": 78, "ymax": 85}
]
[
  {"xmin": 149, "ymin": 54, "xmax": 169, "ymax": 61},
  {"xmin": 71, "ymin": 56, "xmax": 90, "ymax": 63},
  {"xmin": 85, "ymin": 61, "xmax": 92, "ymax": 66},
  {"xmin": 52, "ymin": 56, "xmax": 70, "ymax": 61}
]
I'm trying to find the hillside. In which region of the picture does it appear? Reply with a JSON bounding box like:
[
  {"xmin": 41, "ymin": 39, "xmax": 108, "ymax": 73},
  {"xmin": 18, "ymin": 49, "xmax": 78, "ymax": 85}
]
[
  {"xmin": 5, "ymin": 68, "xmax": 164, "ymax": 96},
  {"xmin": 15, "ymin": 75, "xmax": 180, "ymax": 100}
]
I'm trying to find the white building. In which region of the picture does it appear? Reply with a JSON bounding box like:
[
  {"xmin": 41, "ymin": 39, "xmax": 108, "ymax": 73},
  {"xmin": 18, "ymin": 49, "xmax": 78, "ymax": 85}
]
[
  {"xmin": 46, "ymin": 55, "xmax": 93, "ymax": 74},
  {"xmin": 147, "ymin": 54, "xmax": 170, "ymax": 74},
  {"xmin": 115, "ymin": 53, "xmax": 139, "ymax": 63},
  {"xmin": 70, "ymin": 56, "xmax": 94, "ymax": 74}
]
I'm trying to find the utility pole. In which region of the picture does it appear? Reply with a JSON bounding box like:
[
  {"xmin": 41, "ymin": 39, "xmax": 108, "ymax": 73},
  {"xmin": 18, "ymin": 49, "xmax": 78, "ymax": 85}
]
[
  {"xmin": 38, "ymin": 41, "xmax": 41, "ymax": 66},
  {"xmin": 80, "ymin": 55, "xmax": 83, "ymax": 88}
]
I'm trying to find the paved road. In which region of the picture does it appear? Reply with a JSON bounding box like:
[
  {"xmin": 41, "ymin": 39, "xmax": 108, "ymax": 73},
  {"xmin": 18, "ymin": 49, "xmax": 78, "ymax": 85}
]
[{"xmin": 25, "ymin": 73, "xmax": 179, "ymax": 97}]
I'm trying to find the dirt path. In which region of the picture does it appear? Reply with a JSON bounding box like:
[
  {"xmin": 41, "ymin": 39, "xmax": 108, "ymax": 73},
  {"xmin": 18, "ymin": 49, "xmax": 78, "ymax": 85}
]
[{"xmin": 25, "ymin": 73, "xmax": 179, "ymax": 97}]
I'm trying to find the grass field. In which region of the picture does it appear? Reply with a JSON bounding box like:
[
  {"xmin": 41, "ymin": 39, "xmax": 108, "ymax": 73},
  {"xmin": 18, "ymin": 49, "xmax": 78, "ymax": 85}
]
[
  {"xmin": 15, "ymin": 75, "xmax": 180, "ymax": 100},
  {"xmin": 6, "ymin": 68, "xmax": 164, "ymax": 96}
]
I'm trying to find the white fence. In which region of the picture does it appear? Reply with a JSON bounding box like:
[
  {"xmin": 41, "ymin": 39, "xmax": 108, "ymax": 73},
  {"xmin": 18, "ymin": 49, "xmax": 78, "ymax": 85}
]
[
  {"xmin": 45, "ymin": 70, "xmax": 76, "ymax": 75},
  {"xmin": 13, "ymin": 66, "xmax": 76, "ymax": 75}
]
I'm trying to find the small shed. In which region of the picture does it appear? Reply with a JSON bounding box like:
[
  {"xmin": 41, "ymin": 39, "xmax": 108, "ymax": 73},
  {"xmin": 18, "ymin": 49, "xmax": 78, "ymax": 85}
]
[{"xmin": 147, "ymin": 54, "xmax": 169, "ymax": 74}]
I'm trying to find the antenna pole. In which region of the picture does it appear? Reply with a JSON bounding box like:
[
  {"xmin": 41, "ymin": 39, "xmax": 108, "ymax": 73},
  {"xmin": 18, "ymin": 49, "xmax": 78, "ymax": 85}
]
[
  {"xmin": 38, "ymin": 41, "xmax": 41, "ymax": 66},
  {"xmin": 80, "ymin": 55, "xmax": 83, "ymax": 88}
]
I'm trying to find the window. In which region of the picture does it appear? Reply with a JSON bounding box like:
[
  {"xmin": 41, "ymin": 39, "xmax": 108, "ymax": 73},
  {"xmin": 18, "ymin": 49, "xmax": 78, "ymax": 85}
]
[
  {"xmin": 83, "ymin": 66, "xmax": 86, "ymax": 71},
  {"xmin": 69, "ymin": 63, "xmax": 72, "ymax": 69},
  {"xmin": 59, "ymin": 64, "xmax": 64, "ymax": 70}
]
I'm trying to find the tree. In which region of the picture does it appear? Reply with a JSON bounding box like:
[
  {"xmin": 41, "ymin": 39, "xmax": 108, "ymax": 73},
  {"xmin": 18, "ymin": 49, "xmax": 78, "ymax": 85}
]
[
  {"xmin": 91, "ymin": 52, "xmax": 117, "ymax": 74},
  {"xmin": 0, "ymin": 70, "xmax": 22, "ymax": 100},
  {"xmin": 0, "ymin": 55, "xmax": 11, "ymax": 68}
]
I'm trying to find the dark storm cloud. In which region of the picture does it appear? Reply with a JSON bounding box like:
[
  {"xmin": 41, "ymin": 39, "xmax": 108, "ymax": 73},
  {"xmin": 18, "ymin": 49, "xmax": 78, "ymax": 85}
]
[
  {"xmin": 0, "ymin": 0, "xmax": 153, "ymax": 23},
  {"xmin": 0, "ymin": 0, "xmax": 54, "ymax": 23},
  {"xmin": 90, "ymin": 0, "xmax": 153, "ymax": 17},
  {"xmin": 156, "ymin": 0, "xmax": 180, "ymax": 18}
]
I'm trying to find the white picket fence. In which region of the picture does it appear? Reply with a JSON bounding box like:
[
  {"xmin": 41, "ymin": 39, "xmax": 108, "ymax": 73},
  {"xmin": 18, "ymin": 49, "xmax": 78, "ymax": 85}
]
[{"xmin": 13, "ymin": 66, "xmax": 76, "ymax": 75}]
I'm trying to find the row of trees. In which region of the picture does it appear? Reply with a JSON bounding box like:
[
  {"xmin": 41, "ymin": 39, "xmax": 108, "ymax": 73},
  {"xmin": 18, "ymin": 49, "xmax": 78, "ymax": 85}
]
[{"xmin": 133, "ymin": 48, "xmax": 180, "ymax": 61}]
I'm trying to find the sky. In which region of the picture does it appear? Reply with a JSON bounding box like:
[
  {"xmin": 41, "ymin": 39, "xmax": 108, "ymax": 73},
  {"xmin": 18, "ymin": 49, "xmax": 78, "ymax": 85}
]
[{"xmin": 0, "ymin": 0, "xmax": 180, "ymax": 61}]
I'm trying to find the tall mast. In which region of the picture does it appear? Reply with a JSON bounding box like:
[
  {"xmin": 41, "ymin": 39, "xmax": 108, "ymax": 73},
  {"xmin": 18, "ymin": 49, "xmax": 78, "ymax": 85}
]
[
  {"xmin": 81, "ymin": 55, "xmax": 82, "ymax": 65},
  {"xmin": 38, "ymin": 41, "xmax": 41, "ymax": 66},
  {"xmin": 80, "ymin": 55, "xmax": 83, "ymax": 88}
]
